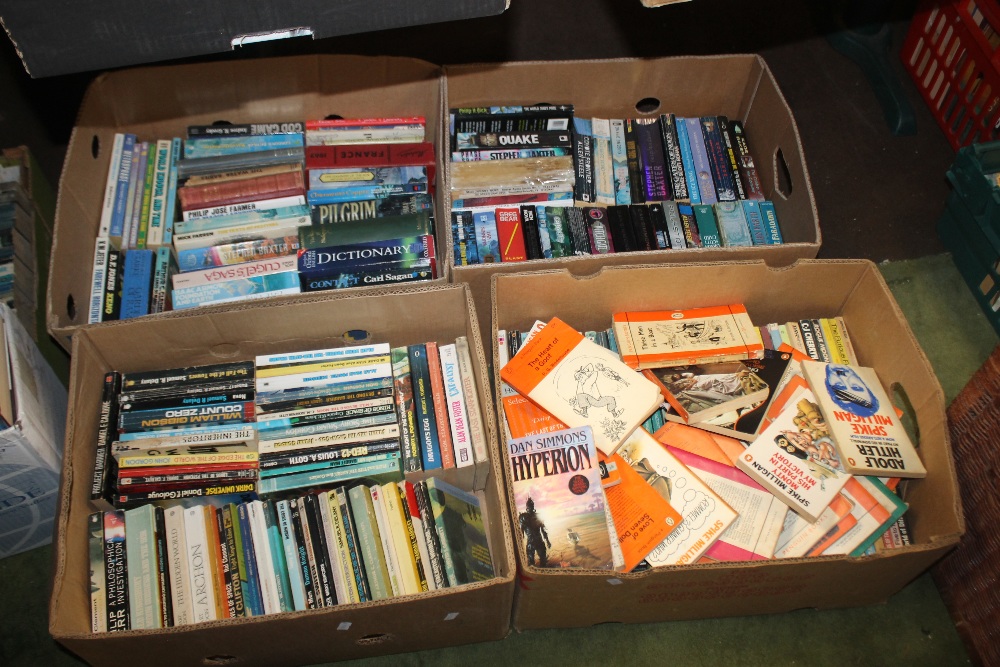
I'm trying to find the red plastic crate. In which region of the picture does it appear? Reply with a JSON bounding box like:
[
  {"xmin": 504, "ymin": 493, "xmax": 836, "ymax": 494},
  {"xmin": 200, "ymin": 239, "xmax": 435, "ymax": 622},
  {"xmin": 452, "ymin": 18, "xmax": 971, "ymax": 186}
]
[{"xmin": 902, "ymin": 0, "xmax": 1000, "ymax": 149}]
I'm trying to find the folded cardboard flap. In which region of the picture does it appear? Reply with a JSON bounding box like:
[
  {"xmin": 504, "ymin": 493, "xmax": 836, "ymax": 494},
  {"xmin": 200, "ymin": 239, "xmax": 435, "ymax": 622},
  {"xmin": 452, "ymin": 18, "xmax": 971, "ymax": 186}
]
[
  {"xmin": 492, "ymin": 260, "xmax": 961, "ymax": 630},
  {"xmin": 50, "ymin": 54, "xmax": 448, "ymax": 349},
  {"xmin": 50, "ymin": 284, "xmax": 514, "ymax": 665}
]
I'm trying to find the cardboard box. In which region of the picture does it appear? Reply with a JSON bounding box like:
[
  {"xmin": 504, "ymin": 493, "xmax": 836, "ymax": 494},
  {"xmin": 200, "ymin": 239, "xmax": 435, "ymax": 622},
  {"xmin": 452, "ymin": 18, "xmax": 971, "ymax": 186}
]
[
  {"xmin": 49, "ymin": 54, "xmax": 448, "ymax": 352},
  {"xmin": 0, "ymin": 302, "xmax": 68, "ymax": 558},
  {"xmin": 491, "ymin": 260, "xmax": 962, "ymax": 630},
  {"xmin": 444, "ymin": 55, "xmax": 821, "ymax": 347},
  {"xmin": 49, "ymin": 283, "xmax": 515, "ymax": 666},
  {"xmin": 0, "ymin": 1, "xmax": 510, "ymax": 78}
]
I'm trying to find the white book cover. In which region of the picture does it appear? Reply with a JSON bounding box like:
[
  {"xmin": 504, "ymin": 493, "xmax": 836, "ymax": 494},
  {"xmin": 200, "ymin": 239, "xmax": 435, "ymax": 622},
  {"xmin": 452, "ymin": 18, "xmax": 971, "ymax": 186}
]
[
  {"xmin": 258, "ymin": 423, "xmax": 399, "ymax": 455},
  {"xmin": 736, "ymin": 387, "xmax": 852, "ymax": 521},
  {"xmin": 183, "ymin": 506, "xmax": 217, "ymax": 622},
  {"xmin": 370, "ymin": 485, "xmax": 402, "ymax": 597},
  {"xmin": 163, "ymin": 507, "xmax": 193, "ymax": 624},
  {"xmin": 146, "ymin": 139, "xmax": 173, "ymax": 247},
  {"xmin": 439, "ymin": 343, "xmax": 474, "ymax": 468},
  {"xmin": 255, "ymin": 362, "xmax": 392, "ymax": 393},
  {"xmin": 247, "ymin": 500, "xmax": 280, "ymax": 614},
  {"xmin": 171, "ymin": 255, "xmax": 298, "ymax": 291},
  {"xmin": 256, "ymin": 343, "xmax": 391, "ymax": 368},
  {"xmin": 98, "ymin": 132, "xmax": 125, "ymax": 239},
  {"xmin": 455, "ymin": 335, "xmax": 489, "ymax": 464},
  {"xmin": 317, "ymin": 491, "xmax": 350, "ymax": 604},
  {"xmin": 181, "ymin": 194, "xmax": 307, "ymax": 222}
]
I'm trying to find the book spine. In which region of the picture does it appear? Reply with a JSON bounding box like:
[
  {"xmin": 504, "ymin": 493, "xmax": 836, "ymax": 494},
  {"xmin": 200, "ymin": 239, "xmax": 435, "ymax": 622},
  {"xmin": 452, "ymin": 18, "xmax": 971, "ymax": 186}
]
[
  {"xmin": 305, "ymin": 141, "xmax": 434, "ymax": 168},
  {"xmin": 91, "ymin": 371, "xmax": 122, "ymax": 506},
  {"xmin": 337, "ymin": 487, "xmax": 371, "ymax": 602},
  {"xmin": 692, "ymin": 205, "xmax": 722, "ymax": 247},
  {"xmin": 171, "ymin": 271, "xmax": 300, "ymax": 310},
  {"xmin": 728, "ymin": 119, "xmax": 766, "ymax": 201},
  {"xmin": 328, "ymin": 491, "xmax": 362, "ymax": 603},
  {"xmin": 256, "ymin": 457, "xmax": 400, "ymax": 495},
  {"xmin": 565, "ymin": 206, "xmax": 592, "ymax": 254},
  {"xmin": 624, "ymin": 119, "xmax": 646, "ymax": 204},
  {"xmin": 164, "ymin": 506, "xmax": 192, "ymax": 625},
  {"xmin": 455, "ymin": 336, "xmax": 489, "ymax": 465},
  {"xmin": 146, "ymin": 139, "xmax": 172, "ymax": 247},
  {"xmin": 182, "ymin": 194, "xmax": 307, "ymax": 222},
  {"xmin": 172, "ymin": 216, "xmax": 309, "ymax": 252},
  {"xmin": 109, "ymin": 133, "xmax": 136, "ymax": 248},
  {"xmin": 296, "ymin": 235, "xmax": 434, "ymax": 275},
  {"xmin": 717, "ymin": 116, "xmax": 747, "ymax": 200},
  {"xmin": 348, "ymin": 485, "xmax": 390, "ymax": 601},
  {"xmin": 235, "ymin": 503, "xmax": 265, "ymax": 616},
  {"xmin": 262, "ymin": 501, "xmax": 293, "ymax": 612},
  {"xmin": 401, "ymin": 482, "xmax": 436, "ymax": 591},
  {"xmin": 534, "ymin": 206, "xmax": 553, "ymax": 258},
  {"xmin": 519, "ymin": 205, "xmax": 543, "ymax": 260},
  {"xmin": 220, "ymin": 506, "xmax": 246, "ymax": 617},
  {"xmin": 124, "ymin": 506, "xmax": 159, "ymax": 628},
  {"xmin": 115, "ymin": 481, "xmax": 257, "ymax": 506},
  {"xmin": 162, "ymin": 137, "xmax": 181, "ymax": 246},
  {"xmin": 120, "ymin": 249, "xmax": 154, "ymax": 319},
  {"xmin": 104, "ymin": 510, "xmax": 130, "ymax": 631},
  {"xmin": 609, "ymin": 119, "xmax": 632, "ymax": 206},
  {"xmin": 88, "ymin": 512, "xmax": 108, "ymax": 632},
  {"xmin": 634, "ymin": 117, "xmax": 671, "ymax": 201},
  {"xmin": 700, "ymin": 117, "xmax": 737, "ymax": 202},
  {"xmin": 303, "ymin": 495, "xmax": 335, "ymax": 607},
  {"xmin": 150, "ymin": 246, "xmax": 173, "ymax": 314},
  {"xmin": 414, "ymin": 481, "xmax": 448, "ymax": 589},
  {"xmin": 118, "ymin": 400, "xmax": 255, "ymax": 432},
  {"xmin": 452, "ymin": 210, "xmax": 475, "ymax": 266},
  {"xmin": 591, "ymin": 119, "xmax": 615, "ymax": 205},
  {"xmin": 310, "ymin": 193, "xmax": 432, "ymax": 225},
  {"xmin": 451, "ymin": 147, "xmax": 570, "ymax": 162},
  {"xmin": 628, "ymin": 205, "xmax": 656, "ymax": 251},
  {"xmin": 316, "ymin": 491, "xmax": 350, "ymax": 604},
  {"xmin": 309, "ymin": 166, "xmax": 426, "ymax": 191},
  {"xmin": 207, "ymin": 508, "xmax": 233, "ymax": 619},
  {"xmin": 391, "ymin": 347, "xmax": 423, "ymax": 473},
  {"xmin": 179, "ymin": 170, "xmax": 306, "ymax": 211},
  {"xmin": 585, "ymin": 206, "xmax": 615, "ymax": 254},
  {"xmin": 188, "ymin": 122, "xmax": 304, "ymax": 137},
  {"xmin": 495, "ymin": 207, "xmax": 528, "ymax": 262},
  {"xmin": 289, "ymin": 499, "xmax": 318, "ymax": 608},
  {"xmin": 427, "ymin": 342, "xmax": 456, "ymax": 467},
  {"xmin": 758, "ymin": 200, "xmax": 783, "ymax": 244},
  {"xmin": 396, "ymin": 483, "xmax": 428, "ymax": 592},
  {"xmin": 714, "ymin": 201, "xmax": 753, "ymax": 247},
  {"xmin": 673, "ymin": 118, "xmax": 702, "ymax": 205},
  {"xmin": 741, "ymin": 200, "xmax": 769, "ymax": 245},
  {"xmin": 684, "ymin": 118, "xmax": 717, "ymax": 205},
  {"xmin": 677, "ymin": 203, "xmax": 701, "ymax": 247},
  {"xmin": 307, "ymin": 127, "xmax": 424, "ymax": 147},
  {"xmin": 99, "ymin": 133, "xmax": 126, "ymax": 239},
  {"xmin": 425, "ymin": 483, "xmax": 459, "ymax": 587},
  {"xmin": 370, "ymin": 485, "xmax": 402, "ymax": 596},
  {"xmin": 101, "ymin": 249, "xmax": 123, "ymax": 321},
  {"xmin": 242, "ymin": 503, "xmax": 275, "ymax": 614},
  {"xmin": 407, "ymin": 344, "xmax": 441, "ymax": 471},
  {"xmin": 137, "ymin": 140, "xmax": 157, "ymax": 249},
  {"xmin": 438, "ymin": 343, "xmax": 474, "ymax": 467},
  {"xmin": 645, "ymin": 203, "xmax": 671, "ymax": 249},
  {"xmin": 544, "ymin": 206, "xmax": 573, "ymax": 258},
  {"xmin": 153, "ymin": 509, "xmax": 172, "ymax": 627},
  {"xmin": 660, "ymin": 114, "xmax": 689, "ymax": 201},
  {"xmin": 123, "ymin": 141, "xmax": 145, "ymax": 250},
  {"xmin": 182, "ymin": 506, "xmax": 215, "ymax": 622},
  {"xmin": 183, "ymin": 134, "xmax": 304, "ymax": 159},
  {"xmin": 176, "ymin": 235, "xmax": 300, "ymax": 272}
]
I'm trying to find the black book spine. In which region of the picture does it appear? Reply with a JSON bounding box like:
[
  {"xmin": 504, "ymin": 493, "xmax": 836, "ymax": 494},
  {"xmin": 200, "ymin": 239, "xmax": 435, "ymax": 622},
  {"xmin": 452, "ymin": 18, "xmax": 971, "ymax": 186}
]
[
  {"xmin": 118, "ymin": 378, "xmax": 255, "ymax": 405},
  {"xmin": 216, "ymin": 507, "xmax": 238, "ymax": 618},
  {"xmin": 659, "ymin": 114, "xmax": 689, "ymax": 201},
  {"xmin": 221, "ymin": 505, "xmax": 247, "ymax": 617},
  {"xmin": 407, "ymin": 344, "xmax": 441, "ymax": 471},
  {"xmin": 583, "ymin": 207, "xmax": 615, "ymax": 254},
  {"xmin": 102, "ymin": 250, "xmax": 123, "ymax": 321},
  {"xmin": 91, "ymin": 371, "xmax": 122, "ymax": 507},
  {"xmin": 336, "ymin": 488, "xmax": 371, "ymax": 602},
  {"xmin": 727, "ymin": 119, "xmax": 766, "ymax": 201},
  {"xmin": 455, "ymin": 130, "xmax": 572, "ymax": 151},
  {"xmin": 565, "ymin": 206, "xmax": 592, "ymax": 255},
  {"xmin": 258, "ymin": 437, "xmax": 401, "ymax": 472},
  {"xmin": 103, "ymin": 510, "xmax": 130, "ymax": 632},
  {"xmin": 414, "ymin": 481, "xmax": 448, "ymax": 589},
  {"xmin": 122, "ymin": 361, "xmax": 255, "ymax": 393},
  {"xmin": 628, "ymin": 205, "xmax": 657, "ymax": 251},
  {"xmin": 606, "ymin": 205, "xmax": 633, "ymax": 252},
  {"xmin": 700, "ymin": 117, "xmax": 737, "ymax": 202},
  {"xmin": 289, "ymin": 499, "xmax": 318, "ymax": 609},
  {"xmin": 118, "ymin": 388, "xmax": 255, "ymax": 413},
  {"xmin": 303, "ymin": 493, "xmax": 337, "ymax": 607},
  {"xmin": 254, "ymin": 386, "xmax": 392, "ymax": 416},
  {"xmin": 624, "ymin": 119, "xmax": 646, "ymax": 203},
  {"xmin": 153, "ymin": 506, "xmax": 173, "ymax": 628},
  {"xmin": 573, "ymin": 119, "xmax": 595, "ymax": 204},
  {"xmin": 634, "ymin": 118, "xmax": 671, "ymax": 201},
  {"xmin": 717, "ymin": 116, "xmax": 747, "ymax": 200},
  {"xmin": 646, "ymin": 203, "xmax": 673, "ymax": 249},
  {"xmin": 519, "ymin": 205, "xmax": 544, "ymax": 260}
]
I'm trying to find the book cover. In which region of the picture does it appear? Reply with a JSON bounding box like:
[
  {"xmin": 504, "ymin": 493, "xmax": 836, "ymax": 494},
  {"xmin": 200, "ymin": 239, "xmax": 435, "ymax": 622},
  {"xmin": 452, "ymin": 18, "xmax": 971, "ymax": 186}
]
[
  {"xmin": 455, "ymin": 336, "xmax": 489, "ymax": 465},
  {"xmin": 644, "ymin": 360, "xmax": 770, "ymax": 425},
  {"xmin": 500, "ymin": 317, "xmax": 661, "ymax": 455},
  {"xmin": 613, "ymin": 304, "xmax": 764, "ymax": 370},
  {"xmin": 773, "ymin": 493, "xmax": 854, "ymax": 559},
  {"xmin": 634, "ymin": 117, "xmax": 671, "ymax": 201},
  {"xmin": 408, "ymin": 343, "xmax": 442, "ymax": 471},
  {"xmin": 616, "ymin": 427, "xmax": 737, "ymax": 566},
  {"xmin": 609, "ymin": 119, "xmax": 633, "ymax": 205},
  {"xmin": 700, "ymin": 117, "xmax": 737, "ymax": 202},
  {"xmin": 683, "ymin": 117, "xmax": 717, "ymax": 206},
  {"xmin": 472, "ymin": 210, "xmax": 500, "ymax": 263},
  {"xmin": 800, "ymin": 361, "xmax": 927, "ymax": 478},
  {"xmin": 120, "ymin": 249, "xmax": 155, "ymax": 319},
  {"xmin": 601, "ymin": 451, "xmax": 682, "ymax": 572},
  {"xmin": 714, "ymin": 201, "xmax": 753, "ymax": 247},
  {"xmin": 736, "ymin": 388, "xmax": 852, "ymax": 521},
  {"xmin": 425, "ymin": 342, "xmax": 456, "ymax": 469},
  {"xmin": 692, "ymin": 204, "xmax": 721, "ymax": 247},
  {"xmin": 495, "ymin": 207, "xmax": 528, "ymax": 262},
  {"xmin": 390, "ymin": 346, "xmax": 422, "ymax": 474},
  {"xmin": 425, "ymin": 476, "xmax": 496, "ymax": 583},
  {"xmin": 669, "ymin": 446, "xmax": 788, "ymax": 561},
  {"xmin": 103, "ymin": 510, "xmax": 130, "ymax": 631},
  {"xmin": 716, "ymin": 116, "xmax": 747, "ymax": 201},
  {"xmin": 759, "ymin": 200, "xmax": 783, "ymax": 244},
  {"xmin": 816, "ymin": 476, "xmax": 907, "ymax": 557}
]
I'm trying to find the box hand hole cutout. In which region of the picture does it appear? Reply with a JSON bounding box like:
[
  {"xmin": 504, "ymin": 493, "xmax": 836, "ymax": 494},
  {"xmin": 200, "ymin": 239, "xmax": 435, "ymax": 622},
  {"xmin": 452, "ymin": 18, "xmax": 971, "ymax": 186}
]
[
  {"xmin": 202, "ymin": 656, "xmax": 238, "ymax": 666},
  {"xmin": 634, "ymin": 97, "xmax": 662, "ymax": 115},
  {"xmin": 65, "ymin": 293, "xmax": 76, "ymax": 321},
  {"xmin": 357, "ymin": 634, "xmax": 394, "ymax": 646}
]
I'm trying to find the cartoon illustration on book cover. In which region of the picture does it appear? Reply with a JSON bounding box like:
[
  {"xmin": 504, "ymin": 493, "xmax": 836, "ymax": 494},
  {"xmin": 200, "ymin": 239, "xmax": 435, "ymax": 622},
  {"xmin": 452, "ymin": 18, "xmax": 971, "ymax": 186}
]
[
  {"xmin": 552, "ymin": 359, "xmax": 628, "ymax": 443},
  {"xmin": 775, "ymin": 397, "xmax": 843, "ymax": 481}
]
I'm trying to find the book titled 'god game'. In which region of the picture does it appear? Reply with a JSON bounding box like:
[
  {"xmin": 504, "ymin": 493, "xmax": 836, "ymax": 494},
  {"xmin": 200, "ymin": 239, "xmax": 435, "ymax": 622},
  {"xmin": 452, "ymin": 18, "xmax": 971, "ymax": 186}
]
[{"xmin": 500, "ymin": 317, "xmax": 661, "ymax": 455}]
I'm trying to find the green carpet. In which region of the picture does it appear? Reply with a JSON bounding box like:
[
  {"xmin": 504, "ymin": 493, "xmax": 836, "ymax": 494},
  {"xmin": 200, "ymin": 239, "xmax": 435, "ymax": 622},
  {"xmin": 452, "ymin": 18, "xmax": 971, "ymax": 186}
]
[{"xmin": 3, "ymin": 253, "xmax": 994, "ymax": 667}]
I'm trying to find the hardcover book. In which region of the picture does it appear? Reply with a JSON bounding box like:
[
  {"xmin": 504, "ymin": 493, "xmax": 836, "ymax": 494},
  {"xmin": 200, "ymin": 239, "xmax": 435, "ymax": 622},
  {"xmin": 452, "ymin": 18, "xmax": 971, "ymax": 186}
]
[
  {"xmin": 800, "ymin": 361, "xmax": 927, "ymax": 478},
  {"xmin": 736, "ymin": 387, "xmax": 852, "ymax": 521},
  {"xmin": 612, "ymin": 304, "xmax": 765, "ymax": 370},
  {"xmin": 500, "ymin": 317, "xmax": 661, "ymax": 455}
]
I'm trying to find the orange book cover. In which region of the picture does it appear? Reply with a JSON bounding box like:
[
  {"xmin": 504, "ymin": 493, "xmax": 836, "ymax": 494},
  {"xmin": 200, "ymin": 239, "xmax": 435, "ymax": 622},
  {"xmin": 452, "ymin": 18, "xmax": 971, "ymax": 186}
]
[
  {"xmin": 613, "ymin": 304, "xmax": 764, "ymax": 370},
  {"xmin": 600, "ymin": 451, "xmax": 683, "ymax": 572},
  {"xmin": 653, "ymin": 421, "xmax": 742, "ymax": 467},
  {"xmin": 500, "ymin": 317, "xmax": 661, "ymax": 455},
  {"xmin": 425, "ymin": 342, "xmax": 455, "ymax": 469},
  {"xmin": 495, "ymin": 208, "xmax": 528, "ymax": 262}
]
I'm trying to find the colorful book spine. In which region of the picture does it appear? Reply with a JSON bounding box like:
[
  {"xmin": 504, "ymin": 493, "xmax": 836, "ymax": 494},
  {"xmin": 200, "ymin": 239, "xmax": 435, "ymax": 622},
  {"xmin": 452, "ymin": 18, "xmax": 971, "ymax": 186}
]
[
  {"xmin": 122, "ymin": 141, "xmax": 146, "ymax": 250},
  {"xmin": 175, "ymin": 235, "xmax": 300, "ymax": 273},
  {"xmin": 674, "ymin": 118, "xmax": 702, "ymax": 205},
  {"xmin": 692, "ymin": 205, "xmax": 722, "ymax": 247},
  {"xmin": 609, "ymin": 119, "xmax": 632, "ymax": 205},
  {"xmin": 183, "ymin": 133, "xmax": 304, "ymax": 159},
  {"xmin": 109, "ymin": 133, "xmax": 137, "ymax": 248},
  {"xmin": 426, "ymin": 343, "xmax": 454, "ymax": 469},
  {"xmin": 700, "ymin": 117, "xmax": 737, "ymax": 202},
  {"xmin": 714, "ymin": 201, "xmax": 753, "ymax": 247},
  {"xmin": 150, "ymin": 246, "xmax": 173, "ymax": 314},
  {"xmin": 146, "ymin": 139, "xmax": 173, "ymax": 247},
  {"xmin": 171, "ymin": 271, "xmax": 300, "ymax": 310},
  {"xmin": 176, "ymin": 205, "xmax": 310, "ymax": 236},
  {"xmin": 741, "ymin": 200, "xmax": 769, "ymax": 245},
  {"xmin": 684, "ymin": 117, "xmax": 718, "ymax": 205},
  {"xmin": 182, "ymin": 194, "xmax": 307, "ymax": 222},
  {"xmin": 296, "ymin": 235, "xmax": 434, "ymax": 275},
  {"xmin": 438, "ymin": 343, "xmax": 474, "ymax": 468},
  {"xmin": 407, "ymin": 343, "xmax": 441, "ymax": 471},
  {"xmin": 306, "ymin": 141, "xmax": 434, "ymax": 168},
  {"xmin": 495, "ymin": 208, "xmax": 528, "ymax": 262},
  {"xmin": 472, "ymin": 210, "xmax": 500, "ymax": 263},
  {"xmin": 136, "ymin": 140, "xmax": 157, "ymax": 249},
  {"xmin": 99, "ymin": 132, "xmax": 126, "ymax": 239},
  {"xmin": 120, "ymin": 249, "xmax": 154, "ymax": 319},
  {"xmin": 88, "ymin": 512, "xmax": 108, "ymax": 633},
  {"xmin": 235, "ymin": 503, "xmax": 265, "ymax": 616},
  {"xmin": 717, "ymin": 116, "xmax": 747, "ymax": 200},
  {"xmin": 306, "ymin": 183, "xmax": 428, "ymax": 205},
  {"xmin": 308, "ymin": 166, "xmax": 425, "ymax": 191},
  {"xmin": 591, "ymin": 118, "xmax": 615, "ymax": 205},
  {"xmin": 162, "ymin": 137, "xmax": 181, "ymax": 246},
  {"xmin": 104, "ymin": 510, "xmax": 130, "ymax": 632},
  {"xmin": 124, "ymin": 504, "xmax": 161, "ymax": 629},
  {"xmin": 624, "ymin": 119, "xmax": 645, "ymax": 204},
  {"xmin": 759, "ymin": 200, "xmax": 783, "ymax": 244},
  {"xmin": 660, "ymin": 114, "xmax": 689, "ymax": 201},
  {"xmin": 677, "ymin": 203, "xmax": 701, "ymax": 247}
]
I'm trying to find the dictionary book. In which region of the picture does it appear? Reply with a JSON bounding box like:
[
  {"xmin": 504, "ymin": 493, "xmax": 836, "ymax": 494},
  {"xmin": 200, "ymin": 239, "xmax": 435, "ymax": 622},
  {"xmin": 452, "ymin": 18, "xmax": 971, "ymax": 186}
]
[
  {"xmin": 507, "ymin": 426, "xmax": 613, "ymax": 570},
  {"xmin": 800, "ymin": 361, "xmax": 926, "ymax": 479}
]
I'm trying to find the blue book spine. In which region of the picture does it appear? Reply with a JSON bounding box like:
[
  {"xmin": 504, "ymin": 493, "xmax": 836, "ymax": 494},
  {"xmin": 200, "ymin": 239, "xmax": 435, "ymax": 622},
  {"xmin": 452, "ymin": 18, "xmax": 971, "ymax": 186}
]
[
  {"xmin": 692, "ymin": 205, "xmax": 722, "ymax": 248},
  {"xmin": 275, "ymin": 500, "xmax": 307, "ymax": 611},
  {"xmin": 150, "ymin": 246, "xmax": 173, "ymax": 314},
  {"xmin": 236, "ymin": 502, "xmax": 266, "ymax": 616},
  {"xmin": 741, "ymin": 200, "xmax": 769, "ymax": 245},
  {"xmin": 109, "ymin": 133, "xmax": 137, "ymax": 245},
  {"xmin": 162, "ymin": 137, "xmax": 181, "ymax": 246},
  {"xmin": 684, "ymin": 117, "xmax": 717, "ymax": 206},
  {"xmin": 759, "ymin": 200, "xmax": 784, "ymax": 244},
  {"xmin": 183, "ymin": 133, "xmax": 304, "ymax": 159},
  {"xmin": 700, "ymin": 117, "xmax": 737, "ymax": 202},
  {"xmin": 256, "ymin": 456, "xmax": 402, "ymax": 495},
  {"xmin": 609, "ymin": 119, "xmax": 632, "ymax": 205},
  {"xmin": 306, "ymin": 183, "xmax": 428, "ymax": 205},
  {"xmin": 297, "ymin": 235, "xmax": 434, "ymax": 275},
  {"xmin": 120, "ymin": 249, "xmax": 154, "ymax": 319},
  {"xmin": 263, "ymin": 501, "xmax": 293, "ymax": 613},
  {"xmin": 407, "ymin": 344, "xmax": 442, "ymax": 470},
  {"xmin": 171, "ymin": 271, "xmax": 300, "ymax": 309},
  {"xmin": 713, "ymin": 202, "xmax": 753, "ymax": 247},
  {"xmin": 472, "ymin": 211, "xmax": 500, "ymax": 263},
  {"xmin": 674, "ymin": 119, "xmax": 702, "ymax": 205},
  {"xmin": 175, "ymin": 205, "xmax": 310, "ymax": 235}
]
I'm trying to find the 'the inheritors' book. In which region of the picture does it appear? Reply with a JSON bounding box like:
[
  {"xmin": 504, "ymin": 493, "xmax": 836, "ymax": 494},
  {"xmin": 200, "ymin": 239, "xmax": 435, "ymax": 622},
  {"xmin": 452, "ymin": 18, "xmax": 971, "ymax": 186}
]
[
  {"xmin": 736, "ymin": 387, "xmax": 852, "ymax": 521},
  {"xmin": 800, "ymin": 360, "xmax": 927, "ymax": 478},
  {"xmin": 612, "ymin": 304, "xmax": 764, "ymax": 370},
  {"xmin": 508, "ymin": 426, "xmax": 613, "ymax": 569},
  {"xmin": 500, "ymin": 317, "xmax": 661, "ymax": 455}
]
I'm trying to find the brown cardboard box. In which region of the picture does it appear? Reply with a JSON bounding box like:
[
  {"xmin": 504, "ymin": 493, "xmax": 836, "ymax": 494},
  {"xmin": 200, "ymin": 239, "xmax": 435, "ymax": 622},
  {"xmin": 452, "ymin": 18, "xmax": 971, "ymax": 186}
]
[
  {"xmin": 491, "ymin": 260, "xmax": 962, "ymax": 631},
  {"xmin": 444, "ymin": 55, "xmax": 821, "ymax": 347},
  {"xmin": 49, "ymin": 283, "xmax": 515, "ymax": 666},
  {"xmin": 48, "ymin": 54, "xmax": 448, "ymax": 352}
]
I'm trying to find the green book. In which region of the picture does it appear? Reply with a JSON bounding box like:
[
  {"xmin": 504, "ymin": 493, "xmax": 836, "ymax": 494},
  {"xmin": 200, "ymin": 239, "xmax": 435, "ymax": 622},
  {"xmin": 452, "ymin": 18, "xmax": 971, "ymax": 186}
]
[
  {"xmin": 348, "ymin": 484, "xmax": 392, "ymax": 600},
  {"xmin": 298, "ymin": 211, "xmax": 433, "ymax": 249},
  {"xmin": 424, "ymin": 477, "xmax": 494, "ymax": 587},
  {"xmin": 692, "ymin": 203, "xmax": 722, "ymax": 248},
  {"xmin": 136, "ymin": 142, "xmax": 157, "ymax": 249},
  {"xmin": 123, "ymin": 504, "xmax": 162, "ymax": 629},
  {"xmin": 544, "ymin": 206, "xmax": 573, "ymax": 258}
]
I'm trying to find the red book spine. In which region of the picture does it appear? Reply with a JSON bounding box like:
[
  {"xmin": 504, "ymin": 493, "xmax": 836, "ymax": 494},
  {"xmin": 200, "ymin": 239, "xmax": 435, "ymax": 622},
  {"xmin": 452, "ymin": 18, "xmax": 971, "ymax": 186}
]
[
  {"xmin": 305, "ymin": 116, "xmax": 426, "ymax": 130},
  {"xmin": 424, "ymin": 342, "xmax": 455, "ymax": 469},
  {"xmin": 178, "ymin": 170, "xmax": 305, "ymax": 211},
  {"xmin": 495, "ymin": 208, "xmax": 528, "ymax": 262},
  {"xmin": 304, "ymin": 142, "xmax": 436, "ymax": 184}
]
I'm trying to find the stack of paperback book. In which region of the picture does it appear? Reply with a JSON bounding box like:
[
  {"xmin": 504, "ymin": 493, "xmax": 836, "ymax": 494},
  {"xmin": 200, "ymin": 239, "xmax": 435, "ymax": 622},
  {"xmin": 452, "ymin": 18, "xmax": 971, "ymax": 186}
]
[
  {"xmin": 88, "ymin": 476, "xmax": 494, "ymax": 631},
  {"xmin": 497, "ymin": 306, "xmax": 918, "ymax": 572},
  {"xmin": 450, "ymin": 107, "xmax": 784, "ymax": 266},
  {"xmin": 0, "ymin": 155, "xmax": 30, "ymax": 306},
  {"xmin": 89, "ymin": 117, "xmax": 441, "ymax": 318}
]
